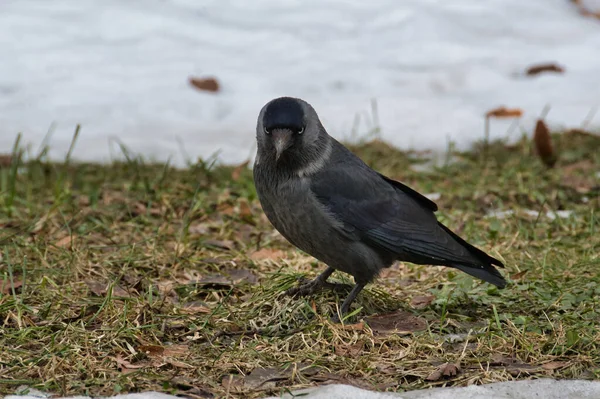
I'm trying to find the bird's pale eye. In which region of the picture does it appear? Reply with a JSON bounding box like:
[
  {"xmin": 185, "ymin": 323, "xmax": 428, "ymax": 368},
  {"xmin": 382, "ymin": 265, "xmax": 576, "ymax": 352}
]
[
  {"xmin": 264, "ymin": 127, "xmax": 271, "ymax": 135},
  {"xmin": 297, "ymin": 127, "xmax": 304, "ymax": 135}
]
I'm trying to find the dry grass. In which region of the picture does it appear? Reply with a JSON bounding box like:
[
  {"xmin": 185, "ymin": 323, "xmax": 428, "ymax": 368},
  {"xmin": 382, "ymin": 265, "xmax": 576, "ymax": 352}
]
[{"xmin": 1, "ymin": 130, "xmax": 599, "ymax": 398}]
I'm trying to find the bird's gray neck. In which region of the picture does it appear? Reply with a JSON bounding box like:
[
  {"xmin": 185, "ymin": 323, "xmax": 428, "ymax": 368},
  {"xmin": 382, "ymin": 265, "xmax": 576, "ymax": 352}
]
[
  {"xmin": 256, "ymin": 133, "xmax": 332, "ymax": 180},
  {"xmin": 295, "ymin": 138, "xmax": 332, "ymax": 178}
]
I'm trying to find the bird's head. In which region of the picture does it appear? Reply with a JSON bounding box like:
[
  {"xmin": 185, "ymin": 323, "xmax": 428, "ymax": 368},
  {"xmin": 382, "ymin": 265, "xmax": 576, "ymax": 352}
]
[{"xmin": 256, "ymin": 97, "xmax": 326, "ymax": 165}]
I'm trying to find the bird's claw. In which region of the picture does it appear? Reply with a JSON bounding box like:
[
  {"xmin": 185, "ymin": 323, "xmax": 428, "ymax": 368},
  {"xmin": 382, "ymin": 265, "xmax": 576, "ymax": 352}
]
[
  {"xmin": 285, "ymin": 279, "xmax": 322, "ymax": 297},
  {"xmin": 285, "ymin": 279, "xmax": 353, "ymax": 298}
]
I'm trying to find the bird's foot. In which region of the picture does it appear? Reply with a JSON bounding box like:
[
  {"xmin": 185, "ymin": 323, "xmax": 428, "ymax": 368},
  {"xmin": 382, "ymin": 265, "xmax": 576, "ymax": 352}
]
[{"xmin": 285, "ymin": 277, "xmax": 352, "ymax": 297}]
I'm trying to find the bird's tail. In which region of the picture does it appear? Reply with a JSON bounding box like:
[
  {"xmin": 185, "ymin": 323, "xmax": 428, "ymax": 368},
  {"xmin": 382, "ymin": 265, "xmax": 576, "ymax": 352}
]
[{"xmin": 437, "ymin": 222, "xmax": 507, "ymax": 288}]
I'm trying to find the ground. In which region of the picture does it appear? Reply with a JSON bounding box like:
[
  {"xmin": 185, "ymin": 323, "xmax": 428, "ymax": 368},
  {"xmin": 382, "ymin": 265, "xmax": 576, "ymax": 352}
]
[{"xmin": 0, "ymin": 131, "xmax": 599, "ymax": 398}]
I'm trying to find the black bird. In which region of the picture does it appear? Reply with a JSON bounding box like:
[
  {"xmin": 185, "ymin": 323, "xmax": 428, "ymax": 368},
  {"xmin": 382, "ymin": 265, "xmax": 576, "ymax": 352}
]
[{"xmin": 253, "ymin": 97, "xmax": 506, "ymax": 319}]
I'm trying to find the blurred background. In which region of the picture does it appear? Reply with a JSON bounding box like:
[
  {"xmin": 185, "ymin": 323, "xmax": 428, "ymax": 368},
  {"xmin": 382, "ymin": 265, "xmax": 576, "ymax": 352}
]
[{"xmin": 1, "ymin": 0, "xmax": 599, "ymax": 166}]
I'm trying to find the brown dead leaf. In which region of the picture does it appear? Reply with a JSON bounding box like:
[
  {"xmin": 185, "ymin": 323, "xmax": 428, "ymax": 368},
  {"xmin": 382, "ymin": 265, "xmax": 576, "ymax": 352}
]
[
  {"xmin": 224, "ymin": 363, "xmax": 318, "ymax": 391},
  {"xmin": 490, "ymin": 353, "xmax": 513, "ymax": 365},
  {"xmin": 204, "ymin": 239, "xmax": 234, "ymax": 250},
  {"xmin": 55, "ymin": 235, "xmax": 77, "ymax": 249},
  {"xmin": 572, "ymin": 0, "xmax": 600, "ymax": 19},
  {"xmin": 542, "ymin": 361, "xmax": 568, "ymax": 370},
  {"xmin": 232, "ymin": 160, "xmax": 249, "ymax": 181},
  {"xmin": 138, "ymin": 344, "xmax": 192, "ymax": 369},
  {"xmin": 511, "ymin": 270, "xmax": 528, "ymax": 280},
  {"xmin": 250, "ymin": 248, "xmax": 286, "ymax": 261},
  {"xmin": 197, "ymin": 268, "xmax": 258, "ymax": 287},
  {"xmin": 189, "ymin": 76, "xmax": 220, "ymax": 92},
  {"xmin": 0, "ymin": 154, "xmax": 12, "ymax": 167},
  {"xmin": 85, "ymin": 280, "xmax": 132, "ymax": 298},
  {"xmin": 342, "ymin": 322, "xmax": 365, "ymax": 332},
  {"xmin": 113, "ymin": 355, "xmax": 146, "ymax": 370},
  {"xmin": 334, "ymin": 341, "xmax": 364, "ymax": 357},
  {"xmin": 1, "ymin": 279, "xmax": 23, "ymax": 295},
  {"xmin": 216, "ymin": 202, "xmax": 235, "ymax": 216},
  {"xmin": 238, "ymin": 198, "xmax": 253, "ymax": 219},
  {"xmin": 410, "ymin": 295, "xmax": 435, "ymax": 309},
  {"xmin": 426, "ymin": 363, "xmax": 460, "ymax": 381},
  {"xmin": 138, "ymin": 345, "xmax": 165, "ymax": 356},
  {"xmin": 365, "ymin": 310, "xmax": 427, "ymax": 336},
  {"xmin": 533, "ymin": 119, "xmax": 556, "ymax": 167},
  {"xmin": 486, "ymin": 107, "xmax": 524, "ymax": 118},
  {"xmin": 526, "ymin": 63, "xmax": 565, "ymax": 76},
  {"xmin": 221, "ymin": 375, "xmax": 244, "ymax": 392},
  {"xmin": 225, "ymin": 268, "xmax": 259, "ymax": 284},
  {"xmin": 506, "ymin": 363, "xmax": 540, "ymax": 376}
]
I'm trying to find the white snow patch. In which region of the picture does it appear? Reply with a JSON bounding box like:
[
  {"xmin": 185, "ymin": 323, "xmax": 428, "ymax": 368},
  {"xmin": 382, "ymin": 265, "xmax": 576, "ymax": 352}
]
[
  {"xmin": 11, "ymin": 379, "xmax": 600, "ymax": 399},
  {"xmin": 424, "ymin": 192, "xmax": 442, "ymax": 201},
  {"xmin": 266, "ymin": 380, "xmax": 600, "ymax": 399},
  {"xmin": 487, "ymin": 209, "xmax": 573, "ymax": 220},
  {"xmin": 1, "ymin": 0, "xmax": 600, "ymax": 165}
]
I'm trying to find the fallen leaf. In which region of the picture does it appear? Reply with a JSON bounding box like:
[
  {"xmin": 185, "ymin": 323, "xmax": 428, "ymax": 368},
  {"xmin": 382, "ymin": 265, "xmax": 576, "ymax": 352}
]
[
  {"xmin": 533, "ymin": 119, "xmax": 556, "ymax": 167},
  {"xmin": 334, "ymin": 341, "xmax": 364, "ymax": 356},
  {"xmin": 204, "ymin": 239, "xmax": 234, "ymax": 250},
  {"xmin": 0, "ymin": 154, "xmax": 12, "ymax": 167},
  {"xmin": 542, "ymin": 361, "xmax": 568, "ymax": 370},
  {"xmin": 511, "ymin": 270, "xmax": 528, "ymax": 280},
  {"xmin": 85, "ymin": 280, "xmax": 133, "ymax": 298},
  {"xmin": 221, "ymin": 375, "xmax": 244, "ymax": 392},
  {"xmin": 216, "ymin": 202, "xmax": 235, "ymax": 216},
  {"xmin": 572, "ymin": 0, "xmax": 600, "ymax": 19},
  {"xmin": 490, "ymin": 353, "xmax": 514, "ymax": 365},
  {"xmin": 365, "ymin": 310, "xmax": 427, "ymax": 336},
  {"xmin": 85, "ymin": 280, "xmax": 108, "ymax": 296},
  {"xmin": 486, "ymin": 107, "xmax": 523, "ymax": 118},
  {"xmin": 0, "ymin": 279, "xmax": 23, "ymax": 295},
  {"xmin": 231, "ymin": 160, "xmax": 249, "ymax": 181},
  {"xmin": 189, "ymin": 76, "xmax": 220, "ymax": 92},
  {"xmin": 342, "ymin": 322, "xmax": 365, "ymax": 332},
  {"xmin": 138, "ymin": 345, "xmax": 165, "ymax": 356},
  {"xmin": 197, "ymin": 268, "xmax": 258, "ymax": 287},
  {"xmin": 238, "ymin": 198, "xmax": 253, "ymax": 219},
  {"xmin": 410, "ymin": 295, "xmax": 435, "ymax": 309},
  {"xmin": 426, "ymin": 363, "xmax": 460, "ymax": 381},
  {"xmin": 225, "ymin": 363, "xmax": 318, "ymax": 391},
  {"xmin": 526, "ymin": 63, "xmax": 565, "ymax": 76},
  {"xmin": 249, "ymin": 248, "xmax": 286, "ymax": 261},
  {"xmin": 506, "ymin": 363, "xmax": 540, "ymax": 376},
  {"xmin": 113, "ymin": 355, "xmax": 146, "ymax": 370},
  {"xmin": 225, "ymin": 268, "xmax": 259, "ymax": 284},
  {"xmin": 55, "ymin": 235, "xmax": 77, "ymax": 249}
]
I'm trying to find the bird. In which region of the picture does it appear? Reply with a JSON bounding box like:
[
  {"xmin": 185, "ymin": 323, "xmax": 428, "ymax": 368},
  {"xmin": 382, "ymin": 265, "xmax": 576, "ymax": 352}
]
[{"xmin": 253, "ymin": 96, "xmax": 506, "ymax": 320}]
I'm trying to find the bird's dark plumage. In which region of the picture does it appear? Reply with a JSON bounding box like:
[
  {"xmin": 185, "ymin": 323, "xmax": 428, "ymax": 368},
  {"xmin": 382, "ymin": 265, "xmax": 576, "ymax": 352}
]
[
  {"xmin": 253, "ymin": 97, "xmax": 506, "ymax": 319},
  {"xmin": 263, "ymin": 97, "xmax": 305, "ymax": 133}
]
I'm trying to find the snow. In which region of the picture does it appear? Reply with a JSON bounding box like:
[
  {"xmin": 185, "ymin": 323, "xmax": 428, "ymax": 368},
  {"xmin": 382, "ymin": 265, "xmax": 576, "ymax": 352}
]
[
  {"xmin": 1, "ymin": 0, "xmax": 600, "ymax": 166},
  {"xmin": 266, "ymin": 380, "xmax": 600, "ymax": 399},
  {"xmin": 8, "ymin": 380, "xmax": 600, "ymax": 399}
]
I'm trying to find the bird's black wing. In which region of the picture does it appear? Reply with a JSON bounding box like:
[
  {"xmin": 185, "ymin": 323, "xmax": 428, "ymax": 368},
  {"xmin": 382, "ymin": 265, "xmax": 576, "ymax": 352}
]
[
  {"xmin": 310, "ymin": 164, "xmax": 491, "ymax": 267},
  {"xmin": 377, "ymin": 173, "xmax": 438, "ymax": 212}
]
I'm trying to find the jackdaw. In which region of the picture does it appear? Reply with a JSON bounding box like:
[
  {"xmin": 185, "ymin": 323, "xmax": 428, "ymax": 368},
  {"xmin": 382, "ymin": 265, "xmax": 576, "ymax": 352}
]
[{"xmin": 253, "ymin": 97, "xmax": 506, "ymax": 319}]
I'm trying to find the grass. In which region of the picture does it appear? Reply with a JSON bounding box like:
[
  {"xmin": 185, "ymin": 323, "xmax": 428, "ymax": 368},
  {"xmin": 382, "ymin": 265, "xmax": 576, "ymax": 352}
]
[{"xmin": 0, "ymin": 130, "xmax": 599, "ymax": 398}]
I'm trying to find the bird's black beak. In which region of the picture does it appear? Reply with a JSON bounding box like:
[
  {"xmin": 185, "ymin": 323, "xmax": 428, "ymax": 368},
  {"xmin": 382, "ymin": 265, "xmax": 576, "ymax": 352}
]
[{"xmin": 272, "ymin": 128, "xmax": 293, "ymax": 161}]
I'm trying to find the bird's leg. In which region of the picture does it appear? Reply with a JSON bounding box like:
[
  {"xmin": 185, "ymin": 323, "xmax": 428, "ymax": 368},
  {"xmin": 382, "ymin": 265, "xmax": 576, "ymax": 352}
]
[
  {"xmin": 285, "ymin": 266, "xmax": 337, "ymax": 297},
  {"xmin": 333, "ymin": 282, "xmax": 366, "ymax": 323}
]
